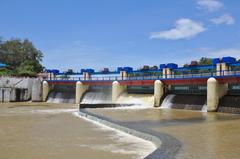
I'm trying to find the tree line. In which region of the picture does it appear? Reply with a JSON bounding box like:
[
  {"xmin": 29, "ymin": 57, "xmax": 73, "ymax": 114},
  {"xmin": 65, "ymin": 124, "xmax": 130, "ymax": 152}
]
[{"xmin": 0, "ymin": 37, "xmax": 44, "ymax": 76}]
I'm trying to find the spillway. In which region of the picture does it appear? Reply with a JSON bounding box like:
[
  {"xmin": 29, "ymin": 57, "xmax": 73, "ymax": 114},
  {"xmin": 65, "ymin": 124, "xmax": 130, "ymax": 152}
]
[
  {"xmin": 161, "ymin": 94, "xmax": 206, "ymax": 111},
  {"xmin": 116, "ymin": 93, "xmax": 154, "ymax": 107},
  {"xmin": 47, "ymin": 85, "xmax": 75, "ymax": 104},
  {"xmin": 80, "ymin": 86, "xmax": 112, "ymax": 105},
  {"xmin": 218, "ymin": 95, "xmax": 240, "ymax": 114}
]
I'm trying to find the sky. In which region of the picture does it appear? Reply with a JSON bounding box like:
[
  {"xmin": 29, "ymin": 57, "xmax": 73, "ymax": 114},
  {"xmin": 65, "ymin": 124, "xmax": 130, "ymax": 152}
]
[{"xmin": 0, "ymin": 0, "xmax": 240, "ymax": 71}]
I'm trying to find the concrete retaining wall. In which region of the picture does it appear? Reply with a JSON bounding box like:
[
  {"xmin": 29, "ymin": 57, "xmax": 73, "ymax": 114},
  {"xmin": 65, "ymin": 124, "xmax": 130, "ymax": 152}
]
[{"xmin": 0, "ymin": 77, "xmax": 42, "ymax": 102}]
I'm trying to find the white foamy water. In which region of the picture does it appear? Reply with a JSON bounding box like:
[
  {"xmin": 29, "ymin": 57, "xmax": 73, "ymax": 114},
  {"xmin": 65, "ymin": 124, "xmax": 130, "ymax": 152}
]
[
  {"xmin": 160, "ymin": 94, "xmax": 176, "ymax": 109},
  {"xmin": 201, "ymin": 104, "xmax": 208, "ymax": 112},
  {"xmin": 47, "ymin": 92, "xmax": 75, "ymax": 103},
  {"xmin": 73, "ymin": 112, "xmax": 157, "ymax": 158},
  {"xmin": 81, "ymin": 91, "xmax": 112, "ymax": 104},
  {"xmin": 116, "ymin": 93, "xmax": 154, "ymax": 107},
  {"xmin": 32, "ymin": 109, "xmax": 76, "ymax": 114}
]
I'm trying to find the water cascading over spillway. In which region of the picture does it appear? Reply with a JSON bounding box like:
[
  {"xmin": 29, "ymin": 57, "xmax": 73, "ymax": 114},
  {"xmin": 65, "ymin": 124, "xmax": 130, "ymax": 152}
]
[
  {"xmin": 81, "ymin": 86, "xmax": 112, "ymax": 105},
  {"xmin": 161, "ymin": 94, "xmax": 206, "ymax": 111},
  {"xmin": 161, "ymin": 94, "xmax": 176, "ymax": 109},
  {"xmin": 47, "ymin": 85, "xmax": 75, "ymax": 103},
  {"xmin": 116, "ymin": 93, "xmax": 154, "ymax": 108}
]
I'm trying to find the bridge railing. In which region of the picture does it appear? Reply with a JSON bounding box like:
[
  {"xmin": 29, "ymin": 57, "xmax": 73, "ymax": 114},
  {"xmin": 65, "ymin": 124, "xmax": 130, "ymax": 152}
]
[{"xmin": 45, "ymin": 70, "xmax": 240, "ymax": 81}]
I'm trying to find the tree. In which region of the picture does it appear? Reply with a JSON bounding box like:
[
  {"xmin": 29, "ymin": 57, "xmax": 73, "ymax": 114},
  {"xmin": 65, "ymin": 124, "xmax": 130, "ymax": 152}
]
[
  {"xmin": 198, "ymin": 57, "xmax": 212, "ymax": 65},
  {"xmin": 0, "ymin": 38, "xmax": 44, "ymax": 76}
]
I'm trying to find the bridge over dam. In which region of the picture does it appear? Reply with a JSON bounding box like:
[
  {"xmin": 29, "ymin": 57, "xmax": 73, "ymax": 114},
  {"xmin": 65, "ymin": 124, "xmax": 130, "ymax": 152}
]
[{"xmin": 42, "ymin": 56, "xmax": 240, "ymax": 113}]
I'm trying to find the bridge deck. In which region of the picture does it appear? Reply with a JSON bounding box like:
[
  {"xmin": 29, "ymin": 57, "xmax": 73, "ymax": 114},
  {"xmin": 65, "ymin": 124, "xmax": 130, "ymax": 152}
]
[{"xmin": 47, "ymin": 74, "xmax": 240, "ymax": 86}]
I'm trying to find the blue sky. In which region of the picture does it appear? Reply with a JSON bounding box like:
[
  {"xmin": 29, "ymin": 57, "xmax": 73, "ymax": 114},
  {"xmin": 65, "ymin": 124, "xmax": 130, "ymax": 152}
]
[{"xmin": 0, "ymin": 0, "xmax": 240, "ymax": 71}]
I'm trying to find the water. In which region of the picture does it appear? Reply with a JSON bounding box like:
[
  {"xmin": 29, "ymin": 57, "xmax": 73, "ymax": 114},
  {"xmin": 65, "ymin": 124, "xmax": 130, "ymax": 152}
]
[
  {"xmin": 161, "ymin": 94, "xmax": 206, "ymax": 111},
  {"xmin": 0, "ymin": 103, "xmax": 155, "ymax": 159},
  {"xmin": 81, "ymin": 86, "xmax": 112, "ymax": 104},
  {"xmin": 161, "ymin": 94, "xmax": 176, "ymax": 108},
  {"xmin": 201, "ymin": 104, "xmax": 208, "ymax": 112},
  {"xmin": 116, "ymin": 93, "xmax": 154, "ymax": 107},
  {"xmin": 88, "ymin": 108, "xmax": 240, "ymax": 159},
  {"xmin": 81, "ymin": 91, "xmax": 112, "ymax": 104},
  {"xmin": 47, "ymin": 92, "xmax": 75, "ymax": 103}
]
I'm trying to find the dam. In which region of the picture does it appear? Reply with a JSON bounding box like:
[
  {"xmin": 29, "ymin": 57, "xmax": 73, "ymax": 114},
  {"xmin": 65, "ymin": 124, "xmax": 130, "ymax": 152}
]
[{"xmin": 40, "ymin": 56, "xmax": 240, "ymax": 113}]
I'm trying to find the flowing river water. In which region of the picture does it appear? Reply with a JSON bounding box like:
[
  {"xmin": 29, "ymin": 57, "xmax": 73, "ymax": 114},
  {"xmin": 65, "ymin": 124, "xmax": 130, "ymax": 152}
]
[
  {"xmin": 0, "ymin": 103, "xmax": 155, "ymax": 159},
  {"xmin": 86, "ymin": 107, "xmax": 240, "ymax": 159},
  {"xmin": 1, "ymin": 102, "xmax": 240, "ymax": 159}
]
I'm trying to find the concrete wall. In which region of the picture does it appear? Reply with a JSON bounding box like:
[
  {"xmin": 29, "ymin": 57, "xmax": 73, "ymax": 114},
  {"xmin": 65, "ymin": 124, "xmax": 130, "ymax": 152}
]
[
  {"xmin": 0, "ymin": 88, "xmax": 14, "ymax": 102},
  {"xmin": 32, "ymin": 79, "xmax": 42, "ymax": 102},
  {"xmin": 0, "ymin": 77, "xmax": 42, "ymax": 102}
]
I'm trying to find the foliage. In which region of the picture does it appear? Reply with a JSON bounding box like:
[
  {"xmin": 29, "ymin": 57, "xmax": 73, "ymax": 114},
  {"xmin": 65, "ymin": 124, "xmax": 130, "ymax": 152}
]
[
  {"xmin": 198, "ymin": 57, "xmax": 212, "ymax": 65},
  {"xmin": 0, "ymin": 38, "xmax": 44, "ymax": 76}
]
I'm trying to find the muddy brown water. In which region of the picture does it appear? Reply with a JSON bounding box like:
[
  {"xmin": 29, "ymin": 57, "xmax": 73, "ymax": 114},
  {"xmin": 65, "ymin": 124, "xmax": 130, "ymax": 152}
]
[
  {"xmin": 87, "ymin": 107, "xmax": 240, "ymax": 159},
  {"xmin": 0, "ymin": 103, "xmax": 155, "ymax": 159}
]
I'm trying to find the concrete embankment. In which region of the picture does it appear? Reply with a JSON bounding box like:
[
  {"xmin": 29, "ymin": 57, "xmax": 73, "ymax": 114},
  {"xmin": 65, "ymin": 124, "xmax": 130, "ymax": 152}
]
[
  {"xmin": 79, "ymin": 108, "xmax": 181, "ymax": 159},
  {"xmin": 0, "ymin": 77, "xmax": 42, "ymax": 102}
]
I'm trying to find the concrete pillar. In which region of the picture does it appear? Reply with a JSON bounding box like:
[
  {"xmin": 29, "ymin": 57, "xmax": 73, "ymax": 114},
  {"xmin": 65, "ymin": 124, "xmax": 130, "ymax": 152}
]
[
  {"xmin": 83, "ymin": 72, "xmax": 91, "ymax": 80},
  {"xmin": 47, "ymin": 73, "xmax": 55, "ymax": 80},
  {"xmin": 166, "ymin": 68, "xmax": 172, "ymax": 78},
  {"xmin": 32, "ymin": 78, "xmax": 42, "ymax": 102},
  {"xmin": 76, "ymin": 81, "xmax": 89, "ymax": 104},
  {"xmin": 42, "ymin": 81, "xmax": 49, "ymax": 102},
  {"xmin": 112, "ymin": 81, "xmax": 126, "ymax": 103},
  {"xmin": 154, "ymin": 80, "xmax": 164, "ymax": 107},
  {"xmin": 162, "ymin": 68, "xmax": 167, "ymax": 78},
  {"xmin": 221, "ymin": 63, "xmax": 229, "ymax": 76},
  {"xmin": 207, "ymin": 78, "xmax": 228, "ymax": 112},
  {"xmin": 120, "ymin": 71, "xmax": 127, "ymax": 80},
  {"xmin": 216, "ymin": 63, "xmax": 221, "ymax": 76}
]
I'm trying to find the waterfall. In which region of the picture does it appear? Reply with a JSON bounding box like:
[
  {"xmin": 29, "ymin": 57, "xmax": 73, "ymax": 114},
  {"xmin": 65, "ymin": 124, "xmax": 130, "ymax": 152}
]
[
  {"xmin": 81, "ymin": 86, "xmax": 112, "ymax": 105},
  {"xmin": 160, "ymin": 94, "xmax": 176, "ymax": 109},
  {"xmin": 201, "ymin": 104, "xmax": 208, "ymax": 112},
  {"xmin": 46, "ymin": 85, "xmax": 75, "ymax": 104},
  {"xmin": 161, "ymin": 94, "xmax": 206, "ymax": 111},
  {"xmin": 81, "ymin": 91, "xmax": 112, "ymax": 104},
  {"xmin": 116, "ymin": 93, "xmax": 154, "ymax": 108},
  {"xmin": 47, "ymin": 92, "xmax": 75, "ymax": 103}
]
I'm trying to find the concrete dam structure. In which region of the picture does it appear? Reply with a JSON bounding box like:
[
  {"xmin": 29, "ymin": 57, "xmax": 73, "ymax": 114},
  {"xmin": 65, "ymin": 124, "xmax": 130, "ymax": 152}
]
[
  {"xmin": 41, "ymin": 56, "xmax": 240, "ymax": 113},
  {"xmin": 42, "ymin": 76, "xmax": 237, "ymax": 113},
  {"xmin": 2, "ymin": 56, "xmax": 240, "ymax": 114},
  {"xmin": 0, "ymin": 77, "xmax": 42, "ymax": 102}
]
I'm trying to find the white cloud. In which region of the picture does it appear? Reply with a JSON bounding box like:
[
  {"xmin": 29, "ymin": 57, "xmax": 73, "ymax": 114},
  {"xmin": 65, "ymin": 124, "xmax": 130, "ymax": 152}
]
[
  {"xmin": 210, "ymin": 14, "xmax": 235, "ymax": 25},
  {"xmin": 150, "ymin": 18, "xmax": 206, "ymax": 40},
  {"xmin": 197, "ymin": 0, "xmax": 223, "ymax": 12}
]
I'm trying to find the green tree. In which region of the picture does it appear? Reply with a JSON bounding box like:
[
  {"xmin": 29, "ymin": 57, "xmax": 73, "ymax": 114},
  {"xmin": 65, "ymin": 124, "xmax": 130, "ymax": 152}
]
[
  {"xmin": 198, "ymin": 57, "xmax": 212, "ymax": 65},
  {"xmin": 0, "ymin": 38, "xmax": 44, "ymax": 76}
]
